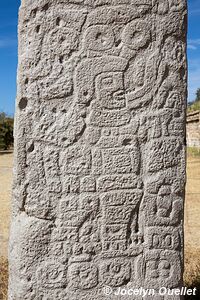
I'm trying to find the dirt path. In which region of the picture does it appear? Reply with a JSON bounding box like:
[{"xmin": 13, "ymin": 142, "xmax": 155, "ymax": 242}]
[
  {"xmin": 185, "ymin": 156, "xmax": 200, "ymax": 250},
  {"xmin": 0, "ymin": 152, "xmax": 13, "ymax": 257}
]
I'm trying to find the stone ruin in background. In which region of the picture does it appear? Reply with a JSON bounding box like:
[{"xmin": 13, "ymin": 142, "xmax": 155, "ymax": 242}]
[{"xmin": 9, "ymin": 0, "xmax": 187, "ymax": 299}]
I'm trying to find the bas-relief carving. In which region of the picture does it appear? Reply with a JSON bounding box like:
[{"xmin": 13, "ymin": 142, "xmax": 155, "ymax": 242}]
[{"xmin": 9, "ymin": 0, "xmax": 187, "ymax": 299}]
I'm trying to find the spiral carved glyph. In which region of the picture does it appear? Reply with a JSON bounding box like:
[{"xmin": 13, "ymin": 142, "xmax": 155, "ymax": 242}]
[{"xmin": 9, "ymin": 1, "xmax": 187, "ymax": 299}]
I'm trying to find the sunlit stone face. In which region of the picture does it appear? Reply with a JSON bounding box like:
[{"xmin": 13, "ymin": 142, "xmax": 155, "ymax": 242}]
[{"xmin": 9, "ymin": 0, "xmax": 187, "ymax": 299}]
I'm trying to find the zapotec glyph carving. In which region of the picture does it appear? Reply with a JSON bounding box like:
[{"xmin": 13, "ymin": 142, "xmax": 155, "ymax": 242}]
[{"xmin": 9, "ymin": 0, "xmax": 187, "ymax": 299}]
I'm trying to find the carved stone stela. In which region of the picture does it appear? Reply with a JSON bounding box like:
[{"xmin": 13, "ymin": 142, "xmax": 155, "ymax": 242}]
[{"xmin": 9, "ymin": 0, "xmax": 187, "ymax": 299}]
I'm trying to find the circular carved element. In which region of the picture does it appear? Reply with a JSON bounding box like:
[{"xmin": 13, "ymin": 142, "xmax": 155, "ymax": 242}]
[{"xmin": 122, "ymin": 20, "xmax": 150, "ymax": 50}]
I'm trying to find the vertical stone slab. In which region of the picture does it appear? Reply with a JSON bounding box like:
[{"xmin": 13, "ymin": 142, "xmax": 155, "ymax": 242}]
[{"xmin": 9, "ymin": 0, "xmax": 187, "ymax": 299}]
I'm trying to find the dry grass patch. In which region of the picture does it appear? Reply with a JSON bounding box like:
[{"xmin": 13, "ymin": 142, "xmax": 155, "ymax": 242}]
[
  {"xmin": 0, "ymin": 257, "xmax": 8, "ymax": 300},
  {"xmin": 184, "ymin": 248, "xmax": 200, "ymax": 299}
]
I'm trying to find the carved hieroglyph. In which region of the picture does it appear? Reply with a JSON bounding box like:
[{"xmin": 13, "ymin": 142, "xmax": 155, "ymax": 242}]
[{"xmin": 9, "ymin": 0, "xmax": 187, "ymax": 299}]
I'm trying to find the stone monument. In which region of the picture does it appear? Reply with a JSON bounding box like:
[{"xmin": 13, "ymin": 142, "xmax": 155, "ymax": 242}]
[{"xmin": 9, "ymin": 0, "xmax": 187, "ymax": 299}]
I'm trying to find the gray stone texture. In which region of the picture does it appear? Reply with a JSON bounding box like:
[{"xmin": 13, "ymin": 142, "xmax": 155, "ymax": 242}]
[{"xmin": 9, "ymin": 0, "xmax": 187, "ymax": 299}]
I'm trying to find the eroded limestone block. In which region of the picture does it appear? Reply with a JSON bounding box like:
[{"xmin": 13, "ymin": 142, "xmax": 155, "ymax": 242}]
[{"xmin": 9, "ymin": 0, "xmax": 187, "ymax": 299}]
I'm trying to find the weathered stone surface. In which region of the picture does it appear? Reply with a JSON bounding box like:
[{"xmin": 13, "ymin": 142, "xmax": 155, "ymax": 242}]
[{"xmin": 9, "ymin": 0, "xmax": 187, "ymax": 299}]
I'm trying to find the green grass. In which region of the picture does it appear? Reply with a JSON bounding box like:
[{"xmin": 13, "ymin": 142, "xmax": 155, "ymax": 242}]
[
  {"xmin": 187, "ymin": 147, "xmax": 200, "ymax": 157},
  {"xmin": 187, "ymin": 101, "xmax": 200, "ymax": 113}
]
